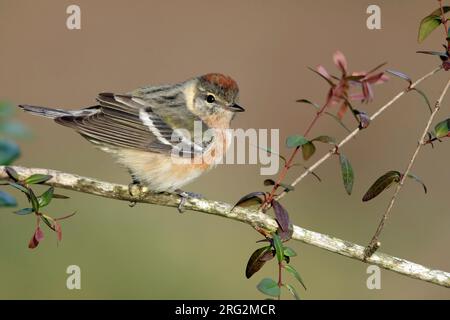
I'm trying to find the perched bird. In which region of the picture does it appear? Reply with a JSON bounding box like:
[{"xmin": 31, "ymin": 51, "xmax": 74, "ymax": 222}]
[{"xmin": 19, "ymin": 73, "xmax": 244, "ymax": 211}]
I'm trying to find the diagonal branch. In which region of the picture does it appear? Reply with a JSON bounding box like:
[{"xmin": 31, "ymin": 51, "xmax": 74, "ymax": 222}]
[
  {"xmin": 365, "ymin": 78, "xmax": 450, "ymax": 258},
  {"xmin": 276, "ymin": 66, "xmax": 443, "ymax": 202},
  {"xmin": 1, "ymin": 165, "xmax": 450, "ymax": 288}
]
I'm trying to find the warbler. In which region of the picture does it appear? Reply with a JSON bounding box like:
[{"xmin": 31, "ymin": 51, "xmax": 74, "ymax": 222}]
[{"xmin": 19, "ymin": 73, "xmax": 244, "ymax": 210}]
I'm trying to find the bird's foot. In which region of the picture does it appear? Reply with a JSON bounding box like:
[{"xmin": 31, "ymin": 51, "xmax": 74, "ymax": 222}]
[
  {"xmin": 175, "ymin": 189, "xmax": 203, "ymax": 213},
  {"xmin": 128, "ymin": 182, "xmax": 146, "ymax": 207}
]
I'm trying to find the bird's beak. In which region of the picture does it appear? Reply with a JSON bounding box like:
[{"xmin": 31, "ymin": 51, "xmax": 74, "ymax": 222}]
[{"xmin": 228, "ymin": 103, "xmax": 245, "ymax": 112}]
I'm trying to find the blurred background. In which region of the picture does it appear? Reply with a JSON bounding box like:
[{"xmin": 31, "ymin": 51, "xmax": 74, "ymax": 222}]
[{"xmin": 1, "ymin": 0, "xmax": 450, "ymax": 299}]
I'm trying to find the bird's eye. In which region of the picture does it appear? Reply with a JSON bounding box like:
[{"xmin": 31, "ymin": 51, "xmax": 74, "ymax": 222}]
[{"xmin": 206, "ymin": 94, "xmax": 215, "ymax": 103}]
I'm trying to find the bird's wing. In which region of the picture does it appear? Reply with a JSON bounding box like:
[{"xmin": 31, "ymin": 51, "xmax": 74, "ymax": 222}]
[{"xmin": 54, "ymin": 92, "xmax": 211, "ymax": 157}]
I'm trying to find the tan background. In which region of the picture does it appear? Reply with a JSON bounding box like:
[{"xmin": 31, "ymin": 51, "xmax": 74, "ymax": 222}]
[{"xmin": 1, "ymin": 0, "xmax": 450, "ymax": 299}]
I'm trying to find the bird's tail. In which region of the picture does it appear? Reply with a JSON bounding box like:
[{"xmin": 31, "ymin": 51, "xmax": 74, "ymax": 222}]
[{"xmin": 18, "ymin": 104, "xmax": 72, "ymax": 119}]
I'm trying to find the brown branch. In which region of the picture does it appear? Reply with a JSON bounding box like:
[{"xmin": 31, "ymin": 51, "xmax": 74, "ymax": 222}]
[{"xmin": 1, "ymin": 165, "xmax": 450, "ymax": 288}]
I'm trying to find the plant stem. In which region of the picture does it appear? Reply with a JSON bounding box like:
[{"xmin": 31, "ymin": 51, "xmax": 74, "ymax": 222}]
[
  {"xmin": 439, "ymin": 0, "xmax": 450, "ymax": 54},
  {"xmin": 365, "ymin": 78, "xmax": 450, "ymax": 259},
  {"xmin": 263, "ymin": 99, "xmax": 330, "ymax": 209},
  {"xmin": 275, "ymin": 66, "xmax": 442, "ymax": 202}
]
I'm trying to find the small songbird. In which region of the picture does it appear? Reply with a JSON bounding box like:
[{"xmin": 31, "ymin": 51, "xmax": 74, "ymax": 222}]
[{"xmin": 19, "ymin": 73, "xmax": 244, "ymax": 210}]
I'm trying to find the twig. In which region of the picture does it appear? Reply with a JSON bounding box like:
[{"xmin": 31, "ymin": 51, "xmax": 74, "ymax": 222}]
[
  {"xmin": 439, "ymin": 0, "xmax": 450, "ymax": 52},
  {"xmin": 1, "ymin": 165, "xmax": 450, "ymax": 288},
  {"xmin": 365, "ymin": 78, "xmax": 450, "ymax": 258},
  {"xmin": 263, "ymin": 100, "xmax": 330, "ymax": 209},
  {"xmin": 275, "ymin": 66, "xmax": 442, "ymax": 202}
]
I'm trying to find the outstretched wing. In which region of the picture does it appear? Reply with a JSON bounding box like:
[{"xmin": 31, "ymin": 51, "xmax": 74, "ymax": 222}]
[{"xmin": 54, "ymin": 93, "xmax": 209, "ymax": 156}]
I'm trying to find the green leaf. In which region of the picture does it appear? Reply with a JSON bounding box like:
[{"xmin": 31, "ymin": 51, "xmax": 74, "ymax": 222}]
[
  {"xmin": 52, "ymin": 193, "xmax": 70, "ymax": 199},
  {"xmin": 5, "ymin": 167, "xmax": 19, "ymax": 181},
  {"xmin": 38, "ymin": 187, "xmax": 54, "ymax": 208},
  {"xmin": 284, "ymin": 265, "xmax": 307, "ymax": 290},
  {"xmin": 286, "ymin": 135, "xmax": 309, "ymax": 148},
  {"xmin": 0, "ymin": 122, "xmax": 31, "ymax": 139},
  {"xmin": 434, "ymin": 119, "xmax": 450, "ymax": 138},
  {"xmin": 41, "ymin": 214, "xmax": 55, "ymax": 230},
  {"xmin": 417, "ymin": 6, "xmax": 450, "ymax": 43},
  {"xmin": 272, "ymin": 233, "xmax": 284, "ymax": 263},
  {"xmin": 0, "ymin": 190, "xmax": 17, "ymax": 207},
  {"xmin": 0, "ymin": 101, "xmax": 14, "ymax": 118},
  {"xmin": 246, "ymin": 246, "xmax": 272, "ymax": 279},
  {"xmin": 406, "ymin": 173, "xmax": 427, "ymax": 194},
  {"xmin": 418, "ymin": 15, "xmax": 442, "ymax": 43},
  {"xmin": 312, "ymin": 135, "xmax": 336, "ymax": 144},
  {"xmin": 283, "ymin": 247, "xmax": 297, "ymax": 257},
  {"xmin": 29, "ymin": 189, "xmax": 39, "ymax": 212},
  {"xmin": 233, "ymin": 192, "xmax": 265, "ymax": 209},
  {"xmin": 8, "ymin": 182, "xmax": 30, "ymax": 195},
  {"xmin": 284, "ymin": 283, "xmax": 300, "ymax": 300},
  {"xmin": 257, "ymin": 278, "xmax": 280, "ymax": 297},
  {"xmin": 302, "ymin": 142, "xmax": 316, "ymax": 161},
  {"xmin": 24, "ymin": 174, "xmax": 53, "ymax": 185},
  {"xmin": 362, "ymin": 171, "xmax": 401, "ymax": 202},
  {"xmin": 0, "ymin": 140, "xmax": 20, "ymax": 165},
  {"xmin": 14, "ymin": 208, "xmax": 33, "ymax": 215},
  {"xmin": 429, "ymin": 6, "xmax": 450, "ymax": 17},
  {"xmin": 339, "ymin": 154, "xmax": 354, "ymax": 195},
  {"xmin": 411, "ymin": 88, "xmax": 433, "ymax": 114}
]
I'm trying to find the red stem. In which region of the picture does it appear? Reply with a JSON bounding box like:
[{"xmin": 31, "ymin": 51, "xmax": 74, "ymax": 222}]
[{"xmin": 264, "ymin": 99, "xmax": 330, "ymax": 207}]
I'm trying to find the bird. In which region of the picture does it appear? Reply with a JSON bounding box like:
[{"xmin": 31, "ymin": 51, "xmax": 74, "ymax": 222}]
[{"xmin": 19, "ymin": 73, "xmax": 245, "ymax": 211}]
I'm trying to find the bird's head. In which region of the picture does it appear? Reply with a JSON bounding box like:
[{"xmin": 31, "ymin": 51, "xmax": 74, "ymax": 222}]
[{"xmin": 188, "ymin": 73, "xmax": 244, "ymax": 128}]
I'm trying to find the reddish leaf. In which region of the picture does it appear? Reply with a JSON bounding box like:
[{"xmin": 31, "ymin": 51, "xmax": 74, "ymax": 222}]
[
  {"xmin": 309, "ymin": 67, "xmax": 334, "ymax": 86},
  {"xmin": 333, "ymin": 50, "xmax": 348, "ymax": 74},
  {"xmin": 245, "ymin": 246, "xmax": 272, "ymax": 279},
  {"xmin": 272, "ymin": 200, "xmax": 290, "ymax": 232},
  {"xmin": 28, "ymin": 228, "xmax": 43, "ymax": 249},
  {"xmin": 356, "ymin": 111, "xmax": 370, "ymax": 129},
  {"xmin": 364, "ymin": 72, "xmax": 388, "ymax": 84},
  {"xmin": 317, "ymin": 65, "xmax": 331, "ymax": 80},
  {"xmin": 28, "ymin": 234, "xmax": 39, "ymax": 249},
  {"xmin": 260, "ymin": 250, "xmax": 275, "ymax": 262},
  {"xmin": 337, "ymin": 101, "xmax": 348, "ymax": 119},
  {"xmin": 277, "ymin": 225, "xmax": 294, "ymax": 241},
  {"xmin": 54, "ymin": 222, "xmax": 62, "ymax": 242},
  {"xmin": 35, "ymin": 227, "xmax": 44, "ymax": 242}
]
